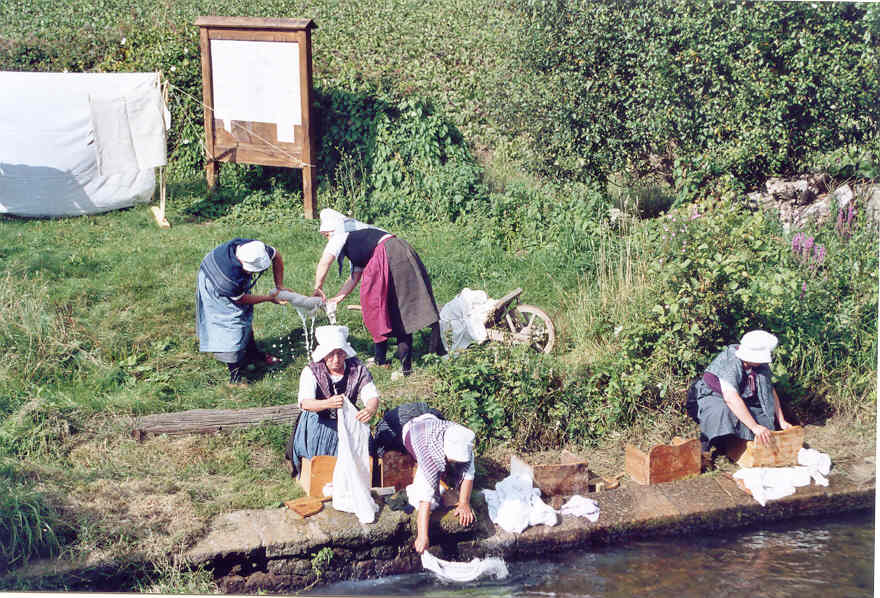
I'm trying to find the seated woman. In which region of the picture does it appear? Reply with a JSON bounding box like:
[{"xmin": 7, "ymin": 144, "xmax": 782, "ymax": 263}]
[
  {"xmin": 689, "ymin": 330, "xmax": 793, "ymax": 452},
  {"xmin": 376, "ymin": 402, "xmax": 476, "ymax": 553},
  {"xmin": 285, "ymin": 325, "xmax": 379, "ymax": 476}
]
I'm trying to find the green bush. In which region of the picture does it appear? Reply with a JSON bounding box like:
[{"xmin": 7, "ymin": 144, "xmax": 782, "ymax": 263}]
[{"xmin": 501, "ymin": 0, "xmax": 880, "ymax": 189}]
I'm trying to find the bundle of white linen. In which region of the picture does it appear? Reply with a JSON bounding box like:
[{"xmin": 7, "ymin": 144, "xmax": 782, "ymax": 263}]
[{"xmin": 275, "ymin": 289, "xmax": 323, "ymax": 316}]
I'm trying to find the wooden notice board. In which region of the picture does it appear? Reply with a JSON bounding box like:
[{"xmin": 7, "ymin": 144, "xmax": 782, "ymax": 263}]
[{"xmin": 195, "ymin": 16, "xmax": 317, "ymax": 218}]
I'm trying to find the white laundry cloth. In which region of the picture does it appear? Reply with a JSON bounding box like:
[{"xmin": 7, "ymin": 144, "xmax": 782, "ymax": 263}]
[
  {"xmin": 483, "ymin": 456, "xmax": 559, "ymax": 533},
  {"xmin": 90, "ymin": 83, "xmax": 167, "ymax": 175},
  {"xmin": 439, "ymin": 288, "xmax": 495, "ymax": 352},
  {"xmin": 733, "ymin": 466, "xmax": 813, "ymax": 507},
  {"xmin": 558, "ymin": 495, "xmax": 601, "ymax": 522},
  {"xmin": 421, "ymin": 550, "xmax": 509, "ymax": 583},
  {"xmin": 331, "ymin": 398, "xmax": 378, "ymax": 524},
  {"xmin": 275, "ymin": 289, "xmax": 323, "ymax": 315},
  {"xmin": 798, "ymin": 448, "xmax": 831, "ymax": 486}
]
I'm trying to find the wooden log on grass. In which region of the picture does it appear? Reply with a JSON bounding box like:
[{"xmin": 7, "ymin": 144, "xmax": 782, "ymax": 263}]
[{"xmin": 132, "ymin": 404, "xmax": 301, "ymax": 441}]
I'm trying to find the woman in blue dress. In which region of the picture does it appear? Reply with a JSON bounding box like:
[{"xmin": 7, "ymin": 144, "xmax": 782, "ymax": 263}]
[
  {"xmin": 688, "ymin": 330, "xmax": 793, "ymax": 452},
  {"xmin": 195, "ymin": 238, "xmax": 290, "ymax": 386},
  {"xmin": 285, "ymin": 325, "xmax": 380, "ymax": 476}
]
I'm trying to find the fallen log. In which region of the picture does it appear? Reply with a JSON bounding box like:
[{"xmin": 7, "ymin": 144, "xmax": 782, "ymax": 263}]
[{"xmin": 132, "ymin": 404, "xmax": 301, "ymax": 441}]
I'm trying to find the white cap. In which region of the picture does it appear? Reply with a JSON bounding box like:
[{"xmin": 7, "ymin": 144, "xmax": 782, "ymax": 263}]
[
  {"xmin": 319, "ymin": 208, "xmax": 347, "ymax": 233},
  {"xmin": 235, "ymin": 241, "xmax": 271, "ymax": 272},
  {"xmin": 443, "ymin": 423, "xmax": 475, "ymax": 463},
  {"xmin": 735, "ymin": 330, "xmax": 778, "ymax": 364},
  {"xmin": 311, "ymin": 325, "xmax": 357, "ymax": 363}
]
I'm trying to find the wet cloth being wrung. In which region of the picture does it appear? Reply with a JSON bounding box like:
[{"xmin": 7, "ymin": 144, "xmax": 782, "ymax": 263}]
[{"xmin": 421, "ymin": 551, "xmax": 508, "ymax": 583}]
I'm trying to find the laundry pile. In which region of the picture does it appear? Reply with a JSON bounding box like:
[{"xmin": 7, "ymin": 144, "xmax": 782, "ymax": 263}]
[
  {"xmin": 732, "ymin": 447, "xmax": 832, "ymax": 507},
  {"xmin": 482, "ymin": 456, "xmax": 600, "ymax": 533}
]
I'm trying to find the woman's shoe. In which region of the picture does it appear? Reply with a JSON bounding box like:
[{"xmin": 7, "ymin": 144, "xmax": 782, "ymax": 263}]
[{"xmin": 263, "ymin": 354, "xmax": 281, "ymax": 366}]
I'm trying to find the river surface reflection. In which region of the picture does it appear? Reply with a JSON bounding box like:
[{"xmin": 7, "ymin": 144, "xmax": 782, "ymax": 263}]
[{"xmin": 309, "ymin": 511, "xmax": 874, "ymax": 597}]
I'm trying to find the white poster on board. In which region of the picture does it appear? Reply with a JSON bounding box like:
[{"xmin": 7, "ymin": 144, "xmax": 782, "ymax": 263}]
[{"xmin": 210, "ymin": 39, "xmax": 301, "ymax": 143}]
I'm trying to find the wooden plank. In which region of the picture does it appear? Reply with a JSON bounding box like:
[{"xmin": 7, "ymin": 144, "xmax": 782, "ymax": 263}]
[
  {"xmin": 299, "ymin": 26, "xmax": 316, "ymax": 219},
  {"xmin": 133, "ymin": 404, "xmax": 301, "ymax": 439},
  {"xmin": 726, "ymin": 426, "xmax": 805, "ymax": 468},
  {"xmin": 484, "ymin": 288, "xmax": 522, "ymax": 326},
  {"xmin": 196, "ymin": 16, "xmax": 316, "ymax": 31},
  {"xmin": 199, "ymin": 26, "xmax": 219, "ymax": 189}
]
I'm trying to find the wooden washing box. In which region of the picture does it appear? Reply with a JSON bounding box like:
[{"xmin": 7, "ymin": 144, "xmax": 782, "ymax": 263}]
[
  {"xmin": 530, "ymin": 450, "xmax": 593, "ymax": 496},
  {"xmin": 299, "ymin": 455, "xmax": 377, "ymax": 497},
  {"xmin": 725, "ymin": 425, "xmax": 805, "ymax": 467},
  {"xmin": 378, "ymin": 450, "xmax": 418, "ymax": 491},
  {"xmin": 625, "ymin": 437, "xmax": 701, "ymax": 485}
]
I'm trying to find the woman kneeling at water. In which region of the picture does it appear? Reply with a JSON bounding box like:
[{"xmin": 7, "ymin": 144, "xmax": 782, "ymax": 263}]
[
  {"xmin": 376, "ymin": 402, "xmax": 476, "ymax": 553},
  {"xmin": 285, "ymin": 325, "xmax": 379, "ymax": 476},
  {"xmin": 688, "ymin": 330, "xmax": 793, "ymax": 452}
]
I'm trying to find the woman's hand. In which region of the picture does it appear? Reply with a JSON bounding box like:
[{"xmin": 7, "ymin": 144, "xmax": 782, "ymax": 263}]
[
  {"xmin": 414, "ymin": 532, "xmax": 429, "ymax": 554},
  {"xmin": 324, "ymin": 394, "xmax": 344, "ymax": 411},
  {"xmin": 313, "ymin": 287, "xmax": 326, "ymax": 301},
  {"xmin": 779, "ymin": 419, "xmax": 793, "ymax": 430},
  {"xmin": 356, "ymin": 404, "xmax": 377, "ymax": 423},
  {"xmin": 751, "ymin": 424, "xmax": 775, "ymax": 447},
  {"xmin": 454, "ymin": 501, "xmax": 474, "ymax": 527},
  {"xmin": 268, "ymin": 288, "xmax": 286, "ymax": 305}
]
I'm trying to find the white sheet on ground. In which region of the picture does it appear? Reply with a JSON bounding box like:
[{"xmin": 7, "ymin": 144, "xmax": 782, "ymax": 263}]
[
  {"xmin": 331, "ymin": 398, "xmax": 378, "ymax": 523},
  {"xmin": 421, "ymin": 551, "xmax": 509, "ymax": 583},
  {"xmin": 558, "ymin": 495, "xmax": 600, "ymax": 522},
  {"xmin": 0, "ymin": 71, "xmax": 165, "ymax": 217},
  {"xmin": 733, "ymin": 466, "xmax": 813, "ymax": 507},
  {"xmin": 798, "ymin": 447, "xmax": 831, "ymax": 486},
  {"xmin": 439, "ymin": 288, "xmax": 494, "ymax": 352}
]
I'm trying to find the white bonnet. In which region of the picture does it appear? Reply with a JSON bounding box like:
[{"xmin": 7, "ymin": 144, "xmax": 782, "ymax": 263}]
[{"xmin": 735, "ymin": 330, "xmax": 778, "ymax": 364}]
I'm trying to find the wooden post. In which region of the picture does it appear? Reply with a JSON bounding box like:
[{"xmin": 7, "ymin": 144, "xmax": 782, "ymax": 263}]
[{"xmin": 198, "ymin": 24, "xmax": 220, "ymax": 192}]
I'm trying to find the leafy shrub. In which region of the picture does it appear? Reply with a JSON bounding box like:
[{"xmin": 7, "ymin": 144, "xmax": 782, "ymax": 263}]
[
  {"xmin": 501, "ymin": 0, "xmax": 880, "ymax": 190},
  {"xmin": 428, "ymin": 345, "xmax": 569, "ymax": 450}
]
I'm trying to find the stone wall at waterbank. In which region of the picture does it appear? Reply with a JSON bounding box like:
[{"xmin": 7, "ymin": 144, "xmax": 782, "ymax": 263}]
[{"xmin": 183, "ymin": 455, "xmax": 875, "ymax": 594}]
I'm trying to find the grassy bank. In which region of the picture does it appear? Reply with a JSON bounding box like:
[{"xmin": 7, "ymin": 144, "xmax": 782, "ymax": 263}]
[{"xmin": 1, "ymin": 0, "xmax": 877, "ymax": 589}]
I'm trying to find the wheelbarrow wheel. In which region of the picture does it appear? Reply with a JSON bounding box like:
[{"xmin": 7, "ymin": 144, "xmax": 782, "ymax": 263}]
[{"xmin": 505, "ymin": 304, "xmax": 555, "ymax": 354}]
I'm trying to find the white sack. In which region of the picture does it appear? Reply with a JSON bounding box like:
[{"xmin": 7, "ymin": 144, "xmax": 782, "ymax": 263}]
[
  {"xmin": 0, "ymin": 72, "xmax": 163, "ymax": 217},
  {"xmin": 558, "ymin": 495, "xmax": 600, "ymax": 522},
  {"xmin": 439, "ymin": 288, "xmax": 494, "ymax": 352},
  {"xmin": 421, "ymin": 550, "xmax": 509, "ymax": 583},
  {"xmin": 331, "ymin": 398, "xmax": 378, "ymax": 524}
]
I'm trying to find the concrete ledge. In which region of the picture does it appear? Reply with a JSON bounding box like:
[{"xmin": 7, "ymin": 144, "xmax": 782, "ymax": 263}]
[
  {"xmin": 181, "ymin": 456, "xmax": 874, "ymax": 592},
  {"xmin": 4, "ymin": 456, "xmax": 873, "ymax": 592}
]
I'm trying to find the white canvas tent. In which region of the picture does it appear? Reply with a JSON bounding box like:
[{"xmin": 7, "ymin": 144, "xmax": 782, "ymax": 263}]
[{"xmin": 0, "ymin": 71, "xmax": 168, "ymax": 218}]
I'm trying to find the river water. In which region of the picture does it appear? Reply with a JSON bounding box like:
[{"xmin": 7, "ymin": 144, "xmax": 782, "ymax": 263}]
[{"xmin": 309, "ymin": 511, "xmax": 874, "ymax": 597}]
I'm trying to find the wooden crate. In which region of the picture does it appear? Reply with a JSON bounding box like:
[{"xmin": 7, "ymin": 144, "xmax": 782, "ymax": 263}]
[
  {"xmin": 725, "ymin": 426, "xmax": 805, "ymax": 468},
  {"xmin": 298, "ymin": 455, "xmax": 336, "ymax": 498},
  {"xmin": 625, "ymin": 437, "xmax": 701, "ymax": 485},
  {"xmin": 378, "ymin": 450, "xmax": 418, "ymax": 491},
  {"xmin": 525, "ymin": 450, "xmax": 592, "ymax": 496},
  {"xmin": 299, "ymin": 455, "xmax": 376, "ymax": 497}
]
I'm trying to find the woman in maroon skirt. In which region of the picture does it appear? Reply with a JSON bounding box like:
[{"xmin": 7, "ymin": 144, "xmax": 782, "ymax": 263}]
[{"xmin": 312, "ymin": 209, "xmax": 446, "ymax": 375}]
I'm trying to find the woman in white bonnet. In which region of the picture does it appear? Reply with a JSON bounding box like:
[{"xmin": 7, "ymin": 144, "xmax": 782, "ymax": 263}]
[
  {"xmin": 195, "ymin": 238, "xmax": 291, "ymax": 386},
  {"xmin": 311, "ymin": 208, "xmax": 446, "ymax": 375},
  {"xmin": 687, "ymin": 330, "xmax": 793, "ymax": 452},
  {"xmin": 284, "ymin": 325, "xmax": 380, "ymax": 476},
  {"xmin": 396, "ymin": 411, "xmax": 476, "ymax": 553}
]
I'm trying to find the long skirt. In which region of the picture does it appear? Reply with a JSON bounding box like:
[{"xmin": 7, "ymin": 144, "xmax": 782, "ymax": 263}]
[
  {"xmin": 286, "ymin": 411, "xmax": 340, "ymax": 476},
  {"xmin": 195, "ymin": 269, "xmax": 253, "ymax": 360},
  {"xmin": 696, "ymin": 390, "xmax": 775, "ymax": 443}
]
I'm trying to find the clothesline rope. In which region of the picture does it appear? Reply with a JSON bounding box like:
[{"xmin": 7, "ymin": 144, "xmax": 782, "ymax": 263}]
[{"xmin": 165, "ymin": 80, "xmax": 316, "ymax": 169}]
